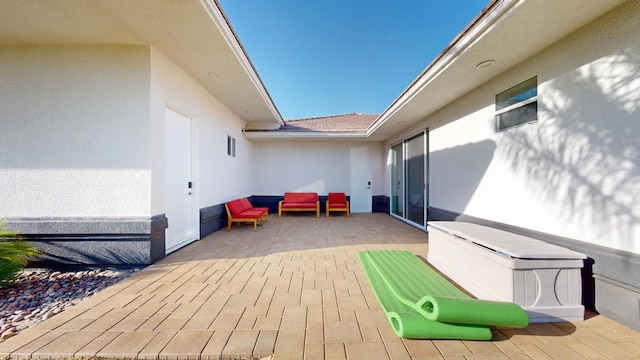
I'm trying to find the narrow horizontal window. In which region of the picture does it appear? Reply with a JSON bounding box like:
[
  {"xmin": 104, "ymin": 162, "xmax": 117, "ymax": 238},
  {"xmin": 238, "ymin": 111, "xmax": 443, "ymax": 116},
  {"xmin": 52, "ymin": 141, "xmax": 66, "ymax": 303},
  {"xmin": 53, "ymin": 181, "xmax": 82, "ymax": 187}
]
[{"xmin": 496, "ymin": 76, "xmax": 537, "ymax": 131}]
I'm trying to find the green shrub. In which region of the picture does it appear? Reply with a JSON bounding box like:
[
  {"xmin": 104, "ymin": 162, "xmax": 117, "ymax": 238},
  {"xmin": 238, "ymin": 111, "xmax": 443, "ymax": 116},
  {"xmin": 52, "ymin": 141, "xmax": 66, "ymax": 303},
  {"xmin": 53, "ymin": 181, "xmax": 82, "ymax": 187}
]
[{"xmin": 0, "ymin": 220, "xmax": 42, "ymax": 288}]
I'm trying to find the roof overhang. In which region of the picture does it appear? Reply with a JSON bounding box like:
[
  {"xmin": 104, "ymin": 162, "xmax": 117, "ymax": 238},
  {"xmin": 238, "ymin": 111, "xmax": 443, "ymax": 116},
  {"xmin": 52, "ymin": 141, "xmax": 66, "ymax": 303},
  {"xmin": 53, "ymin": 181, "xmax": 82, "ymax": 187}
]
[
  {"xmin": 367, "ymin": 0, "xmax": 628, "ymax": 140},
  {"xmin": 0, "ymin": 0, "xmax": 284, "ymax": 128},
  {"xmin": 1, "ymin": 0, "xmax": 627, "ymax": 139},
  {"xmin": 243, "ymin": 131, "xmax": 373, "ymax": 142}
]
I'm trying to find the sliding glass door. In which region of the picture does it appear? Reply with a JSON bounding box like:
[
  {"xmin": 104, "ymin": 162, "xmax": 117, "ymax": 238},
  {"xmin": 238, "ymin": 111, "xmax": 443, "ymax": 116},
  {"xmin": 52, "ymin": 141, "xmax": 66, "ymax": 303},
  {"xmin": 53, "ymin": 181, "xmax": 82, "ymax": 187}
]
[
  {"xmin": 391, "ymin": 131, "xmax": 428, "ymax": 228},
  {"xmin": 391, "ymin": 142, "xmax": 404, "ymax": 217}
]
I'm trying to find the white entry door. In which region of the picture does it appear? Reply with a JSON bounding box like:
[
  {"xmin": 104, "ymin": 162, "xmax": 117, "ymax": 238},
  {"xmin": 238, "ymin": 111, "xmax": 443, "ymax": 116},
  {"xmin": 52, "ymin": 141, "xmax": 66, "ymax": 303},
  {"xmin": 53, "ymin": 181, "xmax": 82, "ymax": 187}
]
[
  {"xmin": 164, "ymin": 108, "xmax": 196, "ymax": 254},
  {"xmin": 350, "ymin": 147, "xmax": 372, "ymax": 213}
]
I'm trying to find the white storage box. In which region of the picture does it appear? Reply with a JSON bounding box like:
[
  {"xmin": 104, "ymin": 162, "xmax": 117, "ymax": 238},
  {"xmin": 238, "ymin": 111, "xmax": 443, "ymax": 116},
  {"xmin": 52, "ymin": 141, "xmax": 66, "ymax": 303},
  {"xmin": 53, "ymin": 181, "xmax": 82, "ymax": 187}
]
[{"xmin": 427, "ymin": 221, "xmax": 587, "ymax": 323}]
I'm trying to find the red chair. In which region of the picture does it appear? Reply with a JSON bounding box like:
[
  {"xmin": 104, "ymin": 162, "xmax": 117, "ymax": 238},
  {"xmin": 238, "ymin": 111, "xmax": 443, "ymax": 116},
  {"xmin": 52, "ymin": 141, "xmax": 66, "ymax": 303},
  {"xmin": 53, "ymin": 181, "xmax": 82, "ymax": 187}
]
[
  {"xmin": 326, "ymin": 192, "xmax": 350, "ymax": 217},
  {"xmin": 225, "ymin": 198, "xmax": 268, "ymax": 231}
]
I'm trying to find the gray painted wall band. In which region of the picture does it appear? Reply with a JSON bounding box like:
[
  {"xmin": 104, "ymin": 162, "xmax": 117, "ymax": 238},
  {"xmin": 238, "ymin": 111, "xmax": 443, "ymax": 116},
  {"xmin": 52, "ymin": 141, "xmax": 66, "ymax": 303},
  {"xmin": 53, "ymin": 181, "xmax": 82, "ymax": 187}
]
[
  {"xmin": 5, "ymin": 215, "xmax": 168, "ymax": 235},
  {"xmin": 4, "ymin": 215, "xmax": 168, "ymax": 266},
  {"xmin": 200, "ymin": 204, "xmax": 225, "ymax": 224}
]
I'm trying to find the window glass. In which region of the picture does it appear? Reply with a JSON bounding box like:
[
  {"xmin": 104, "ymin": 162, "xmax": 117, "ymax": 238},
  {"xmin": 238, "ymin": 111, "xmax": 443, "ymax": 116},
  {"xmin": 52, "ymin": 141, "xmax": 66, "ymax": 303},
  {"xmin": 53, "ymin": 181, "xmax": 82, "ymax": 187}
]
[
  {"xmin": 496, "ymin": 76, "xmax": 537, "ymax": 111},
  {"xmin": 406, "ymin": 133, "xmax": 425, "ymax": 225},
  {"xmin": 227, "ymin": 136, "xmax": 236, "ymax": 157},
  {"xmin": 391, "ymin": 143, "xmax": 404, "ymax": 217},
  {"xmin": 497, "ymin": 102, "xmax": 537, "ymax": 130},
  {"xmin": 496, "ymin": 76, "xmax": 537, "ymax": 131},
  {"xmin": 232, "ymin": 137, "xmax": 236, "ymax": 157},
  {"xmin": 390, "ymin": 131, "xmax": 427, "ymax": 228}
]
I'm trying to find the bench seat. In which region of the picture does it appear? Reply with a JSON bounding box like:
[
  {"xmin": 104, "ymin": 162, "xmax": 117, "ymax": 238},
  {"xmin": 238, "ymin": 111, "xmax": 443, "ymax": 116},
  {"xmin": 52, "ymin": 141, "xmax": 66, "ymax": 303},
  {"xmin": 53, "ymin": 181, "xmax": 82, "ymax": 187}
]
[
  {"xmin": 225, "ymin": 198, "xmax": 268, "ymax": 231},
  {"xmin": 278, "ymin": 192, "xmax": 320, "ymax": 217},
  {"xmin": 281, "ymin": 203, "xmax": 317, "ymax": 208}
]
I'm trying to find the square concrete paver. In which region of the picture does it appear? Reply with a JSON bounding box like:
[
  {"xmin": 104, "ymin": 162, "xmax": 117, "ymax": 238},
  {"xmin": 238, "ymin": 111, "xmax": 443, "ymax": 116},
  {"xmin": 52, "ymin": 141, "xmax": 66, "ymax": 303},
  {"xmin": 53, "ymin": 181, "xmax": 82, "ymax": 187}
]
[{"xmin": 0, "ymin": 213, "xmax": 639, "ymax": 359}]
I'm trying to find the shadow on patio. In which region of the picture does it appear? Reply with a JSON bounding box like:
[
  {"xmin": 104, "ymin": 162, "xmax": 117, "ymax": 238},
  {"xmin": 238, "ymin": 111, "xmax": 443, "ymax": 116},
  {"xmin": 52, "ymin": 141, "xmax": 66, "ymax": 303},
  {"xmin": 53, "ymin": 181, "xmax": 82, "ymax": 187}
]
[{"xmin": 0, "ymin": 213, "xmax": 638, "ymax": 359}]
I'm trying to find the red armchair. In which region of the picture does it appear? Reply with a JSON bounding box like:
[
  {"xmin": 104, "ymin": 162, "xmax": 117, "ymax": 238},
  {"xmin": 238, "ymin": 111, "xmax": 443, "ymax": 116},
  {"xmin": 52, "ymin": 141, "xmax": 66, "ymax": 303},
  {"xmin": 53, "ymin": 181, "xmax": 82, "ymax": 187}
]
[{"xmin": 326, "ymin": 192, "xmax": 350, "ymax": 217}]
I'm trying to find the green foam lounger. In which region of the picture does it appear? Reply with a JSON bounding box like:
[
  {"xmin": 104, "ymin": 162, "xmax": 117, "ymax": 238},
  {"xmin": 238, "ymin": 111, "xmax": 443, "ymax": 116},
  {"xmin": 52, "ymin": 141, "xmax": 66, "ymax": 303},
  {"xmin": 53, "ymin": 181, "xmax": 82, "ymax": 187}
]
[
  {"xmin": 417, "ymin": 295, "xmax": 529, "ymax": 328},
  {"xmin": 359, "ymin": 251, "xmax": 492, "ymax": 340},
  {"xmin": 387, "ymin": 311, "xmax": 491, "ymax": 340},
  {"xmin": 359, "ymin": 250, "xmax": 528, "ymax": 339}
]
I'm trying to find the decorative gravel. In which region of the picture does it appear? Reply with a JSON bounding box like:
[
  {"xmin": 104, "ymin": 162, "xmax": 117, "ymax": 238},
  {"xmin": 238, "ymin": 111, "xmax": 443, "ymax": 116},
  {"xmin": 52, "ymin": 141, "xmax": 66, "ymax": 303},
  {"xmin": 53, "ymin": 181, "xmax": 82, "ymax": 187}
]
[{"xmin": 0, "ymin": 267, "xmax": 139, "ymax": 341}]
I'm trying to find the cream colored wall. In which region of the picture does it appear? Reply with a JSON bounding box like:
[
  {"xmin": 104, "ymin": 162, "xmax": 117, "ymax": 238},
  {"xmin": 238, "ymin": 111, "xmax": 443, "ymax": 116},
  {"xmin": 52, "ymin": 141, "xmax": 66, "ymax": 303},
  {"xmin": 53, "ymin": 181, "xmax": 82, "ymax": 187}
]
[
  {"xmin": 0, "ymin": 45, "xmax": 152, "ymax": 217},
  {"xmin": 149, "ymin": 48, "xmax": 252, "ymax": 216},
  {"xmin": 251, "ymin": 141, "xmax": 385, "ymax": 198},
  {"xmin": 387, "ymin": 1, "xmax": 640, "ymax": 254}
]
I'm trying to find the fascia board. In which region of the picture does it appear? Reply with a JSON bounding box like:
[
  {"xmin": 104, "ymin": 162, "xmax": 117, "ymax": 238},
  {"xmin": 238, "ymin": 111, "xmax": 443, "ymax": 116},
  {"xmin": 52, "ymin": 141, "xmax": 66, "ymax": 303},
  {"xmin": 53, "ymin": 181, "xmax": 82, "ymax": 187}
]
[
  {"xmin": 200, "ymin": 0, "xmax": 284, "ymax": 126},
  {"xmin": 243, "ymin": 131, "xmax": 368, "ymax": 140},
  {"xmin": 366, "ymin": 0, "xmax": 520, "ymax": 137}
]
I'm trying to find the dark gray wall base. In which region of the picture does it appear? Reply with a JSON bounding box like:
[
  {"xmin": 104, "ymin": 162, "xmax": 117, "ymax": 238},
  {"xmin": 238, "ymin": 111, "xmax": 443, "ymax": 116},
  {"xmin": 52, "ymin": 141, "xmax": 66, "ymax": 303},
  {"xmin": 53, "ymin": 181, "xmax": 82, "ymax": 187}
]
[
  {"xmin": 429, "ymin": 206, "xmax": 640, "ymax": 331},
  {"xmin": 372, "ymin": 195, "xmax": 390, "ymax": 213},
  {"xmin": 5, "ymin": 215, "xmax": 167, "ymax": 267},
  {"xmin": 594, "ymin": 275, "xmax": 640, "ymax": 332},
  {"xmin": 249, "ymin": 195, "xmax": 282, "ymax": 214},
  {"xmin": 249, "ymin": 195, "xmax": 352, "ymax": 215},
  {"xmin": 200, "ymin": 204, "xmax": 226, "ymax": 238}
]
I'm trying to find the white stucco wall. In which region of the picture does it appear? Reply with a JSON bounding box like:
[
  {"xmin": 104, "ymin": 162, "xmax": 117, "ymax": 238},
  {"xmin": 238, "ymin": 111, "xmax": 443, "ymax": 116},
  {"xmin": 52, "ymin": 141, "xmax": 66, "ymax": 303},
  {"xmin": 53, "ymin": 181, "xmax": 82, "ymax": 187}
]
[
  {"xmin": 418, "ymin": 2, "xmax": 640, "ymax": 254},
  {"xmin": 0, "ymin": 45, "xmax": 152, "ymax": 217},
  {"xmin": 251, "ymin": 141, "xmax": 384, "ymax": 197},
  {"xmin": 0, "ymin": 45, "xmax": 253, "ymax": 221},
  {"xmin": 149, "ymin": 48, "xmax": 252, "ymax": 216},
  {"xmin": 369, "ymin": 142, "xmax": 386, "ymax": 196}
]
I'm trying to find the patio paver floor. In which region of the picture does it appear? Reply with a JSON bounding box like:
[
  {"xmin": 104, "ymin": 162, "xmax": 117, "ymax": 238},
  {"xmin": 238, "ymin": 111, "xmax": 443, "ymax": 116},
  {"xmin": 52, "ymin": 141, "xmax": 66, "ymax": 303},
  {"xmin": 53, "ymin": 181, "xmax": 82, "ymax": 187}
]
[{"xmin": 0, "ymin": 213, "xmax": 639, "ymax": 359}]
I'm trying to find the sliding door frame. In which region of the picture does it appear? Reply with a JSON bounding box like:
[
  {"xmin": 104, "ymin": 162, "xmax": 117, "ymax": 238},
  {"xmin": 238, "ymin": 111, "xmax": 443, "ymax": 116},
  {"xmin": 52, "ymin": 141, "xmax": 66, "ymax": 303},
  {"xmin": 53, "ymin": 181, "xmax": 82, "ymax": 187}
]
[{"xmin": 390, "ymin": 129, "xmax": 429, "ymax": 230}]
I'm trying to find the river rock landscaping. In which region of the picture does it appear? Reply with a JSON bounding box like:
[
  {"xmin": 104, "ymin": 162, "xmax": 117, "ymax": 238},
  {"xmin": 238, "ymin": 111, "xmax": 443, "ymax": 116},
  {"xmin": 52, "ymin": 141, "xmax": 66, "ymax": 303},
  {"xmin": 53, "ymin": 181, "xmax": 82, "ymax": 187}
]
[{"xmin": 0, "ymin": 267, "xmax": 139, "ymax": 341}]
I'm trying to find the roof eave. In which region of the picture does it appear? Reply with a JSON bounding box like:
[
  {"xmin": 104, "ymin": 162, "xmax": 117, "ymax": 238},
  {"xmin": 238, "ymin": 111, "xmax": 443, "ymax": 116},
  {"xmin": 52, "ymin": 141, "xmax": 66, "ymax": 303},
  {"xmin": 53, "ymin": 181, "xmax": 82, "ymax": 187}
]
[
  {"xmin": 204, "ymin": 0, "xmax": 285, "ymax": 127},
  {"xmin": 367, "ymin": 0, "xmax": 627, "ymax": 141},
  {"xmin": 243, "ymin": 131, "xmax": 370, "ymax": 141},
  {"xmin": 367, "ymin": 0, "xmax": 505, "ymax": 137}
]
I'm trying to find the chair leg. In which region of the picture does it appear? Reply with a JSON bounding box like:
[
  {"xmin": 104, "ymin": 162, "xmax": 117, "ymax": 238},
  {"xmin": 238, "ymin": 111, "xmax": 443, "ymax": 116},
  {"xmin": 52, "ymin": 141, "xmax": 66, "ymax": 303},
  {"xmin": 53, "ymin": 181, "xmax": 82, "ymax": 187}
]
[{"xmin": 227, "ymin": 219, "xmax": 232, "ymax": 231}]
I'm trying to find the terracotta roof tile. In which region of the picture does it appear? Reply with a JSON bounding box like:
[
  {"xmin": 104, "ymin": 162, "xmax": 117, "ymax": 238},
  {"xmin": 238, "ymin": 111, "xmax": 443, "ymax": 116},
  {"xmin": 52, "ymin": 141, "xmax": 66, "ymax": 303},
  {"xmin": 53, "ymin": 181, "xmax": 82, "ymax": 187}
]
[{"xmin": 277, "ymin": 113, "xmax": 379, "ymax": 132}]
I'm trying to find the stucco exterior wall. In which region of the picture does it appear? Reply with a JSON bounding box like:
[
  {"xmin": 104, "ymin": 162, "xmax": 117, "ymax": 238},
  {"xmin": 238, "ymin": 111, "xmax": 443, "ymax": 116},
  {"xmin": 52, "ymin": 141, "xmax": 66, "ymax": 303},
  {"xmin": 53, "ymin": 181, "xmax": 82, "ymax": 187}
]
[
  {"xmin": 149, "ymin": 48, "xmax": 252, "ymax": 217},
  {"xmin": 369, "ymin": 142, "xmax": 386, "ymax": 197},
  {"xmin": 251, "ymin": 141, "xmax": 385, "ymax": 198},
  {"xmin": 0, "ymin": 44, "xmax": 253, "ymax": 263},
  {"xmin": 0, "ymin": 45, "xmax": 152, "ymax": 217},
  {"xmin": 390, "ymin": 2, "xmax": 640, "ymax": 254}
]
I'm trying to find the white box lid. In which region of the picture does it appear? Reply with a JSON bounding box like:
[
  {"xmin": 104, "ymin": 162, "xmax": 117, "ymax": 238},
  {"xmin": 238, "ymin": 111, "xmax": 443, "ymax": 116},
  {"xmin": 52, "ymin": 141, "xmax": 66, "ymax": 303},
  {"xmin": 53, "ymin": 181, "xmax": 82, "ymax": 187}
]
[{"xmin": 427, "ymin": 221, "xmax": 587, "ymax": 260}]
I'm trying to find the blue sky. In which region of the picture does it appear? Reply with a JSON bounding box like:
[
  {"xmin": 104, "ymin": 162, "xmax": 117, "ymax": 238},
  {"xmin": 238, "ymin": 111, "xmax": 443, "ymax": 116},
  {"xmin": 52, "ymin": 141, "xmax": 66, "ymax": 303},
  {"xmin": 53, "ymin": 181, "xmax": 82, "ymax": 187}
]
[{"xmin": 218, "ymin": 1, "xmax": 489, "ymax": 120}]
